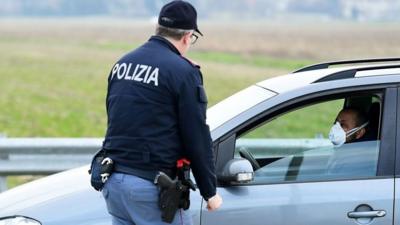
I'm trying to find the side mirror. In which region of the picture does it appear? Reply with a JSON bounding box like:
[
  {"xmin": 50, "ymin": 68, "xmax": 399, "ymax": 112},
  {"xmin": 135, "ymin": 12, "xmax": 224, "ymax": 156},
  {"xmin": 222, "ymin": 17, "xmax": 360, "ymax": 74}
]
[{"xmin": 218, "ymin": 158, "xmax": 254, "ymax": 184}]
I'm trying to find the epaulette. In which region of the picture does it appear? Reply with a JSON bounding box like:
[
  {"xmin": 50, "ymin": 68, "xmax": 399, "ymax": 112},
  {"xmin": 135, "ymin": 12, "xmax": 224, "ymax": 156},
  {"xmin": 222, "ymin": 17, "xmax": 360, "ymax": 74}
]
[{"xmin": 181, "ymin": 56, "xmax": 201, "ymax": 69}]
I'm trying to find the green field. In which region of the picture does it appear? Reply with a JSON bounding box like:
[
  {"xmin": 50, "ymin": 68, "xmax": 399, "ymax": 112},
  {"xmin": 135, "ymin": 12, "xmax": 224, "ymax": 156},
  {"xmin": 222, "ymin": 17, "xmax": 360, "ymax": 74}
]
[
  {"xmin": 0, "ymin": 20, "xmax": 363, "ymax": 188},
  {"xmin": 7, "ymin": 176, "xmax": 42, "ymax": 189},
  {"xmin": 2, "ymin": 20, "xmax": 398, "ymax": 138},
  {"xmin": 0, "ymin": 25, "xmax": 312, "ymax": 137}
]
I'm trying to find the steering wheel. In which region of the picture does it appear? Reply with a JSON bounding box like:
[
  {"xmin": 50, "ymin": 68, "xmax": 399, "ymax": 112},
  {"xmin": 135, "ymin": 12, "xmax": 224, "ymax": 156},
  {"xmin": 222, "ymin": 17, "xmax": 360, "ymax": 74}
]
[{"xmin": 238, "ymin": 147, "xmax": 261, "ymax": 171}]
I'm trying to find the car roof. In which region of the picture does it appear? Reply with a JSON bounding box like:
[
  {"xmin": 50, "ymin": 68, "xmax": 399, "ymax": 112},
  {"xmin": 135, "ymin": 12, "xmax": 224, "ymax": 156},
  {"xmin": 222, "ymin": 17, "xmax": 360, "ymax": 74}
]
[
  {"xmin": 208, "ymin": 58, "xmax": 400, "ymax": 138},
  {"xmin": 257, "ymin": 59, "xmax": 400, "ymax": 94}
]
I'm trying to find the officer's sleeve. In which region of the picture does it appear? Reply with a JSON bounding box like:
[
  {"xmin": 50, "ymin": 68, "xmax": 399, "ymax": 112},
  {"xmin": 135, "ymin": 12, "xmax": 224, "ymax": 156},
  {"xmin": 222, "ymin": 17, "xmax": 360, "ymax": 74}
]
[{"xmin": 177, "ymin": 69, "xmax": 217, "ymax": 200}]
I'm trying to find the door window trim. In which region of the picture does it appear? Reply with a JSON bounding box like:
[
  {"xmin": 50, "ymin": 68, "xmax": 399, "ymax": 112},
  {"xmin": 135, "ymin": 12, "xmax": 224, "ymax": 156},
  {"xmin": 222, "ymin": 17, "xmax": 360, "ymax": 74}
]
[{"xmin": 395, "ymin": 86, "xmax": 400, "ymax": 176}]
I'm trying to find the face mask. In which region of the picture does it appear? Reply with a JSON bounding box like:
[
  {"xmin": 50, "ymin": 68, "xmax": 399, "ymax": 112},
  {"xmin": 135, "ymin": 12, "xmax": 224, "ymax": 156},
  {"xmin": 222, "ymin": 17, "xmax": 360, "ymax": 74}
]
[
  {"xmin": 328, "ymin": 121, "xmax": 369, "ymax": 146},
  {"xmin": 329, "ymin": 122, "xmax": 346, "ymax": 146}
]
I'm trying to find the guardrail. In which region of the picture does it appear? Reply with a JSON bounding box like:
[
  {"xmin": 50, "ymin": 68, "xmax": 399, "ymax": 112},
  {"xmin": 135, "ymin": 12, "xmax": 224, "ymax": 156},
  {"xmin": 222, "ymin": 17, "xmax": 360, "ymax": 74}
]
[
  {"xmin": 0, "ymin": 138, "xmax": 103, "ymax": 192},
  {"xmin": 0, "ymin": 137, "xmax": 331, "ymax": 192}
]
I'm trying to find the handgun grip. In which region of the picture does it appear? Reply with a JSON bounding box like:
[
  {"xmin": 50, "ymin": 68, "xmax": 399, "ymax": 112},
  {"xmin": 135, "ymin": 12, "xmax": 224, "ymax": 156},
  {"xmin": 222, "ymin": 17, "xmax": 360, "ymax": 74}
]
[{"xmin": 155, "ymin": 172, "xmax": 174, "ymax": 188}]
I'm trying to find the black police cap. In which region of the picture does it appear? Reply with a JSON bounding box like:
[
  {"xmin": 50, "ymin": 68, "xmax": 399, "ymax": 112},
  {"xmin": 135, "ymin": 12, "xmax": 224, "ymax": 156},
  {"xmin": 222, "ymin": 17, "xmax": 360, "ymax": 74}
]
[{"xmin": 158, "ymin": 0, "xmax": 203, "ymax": 36}]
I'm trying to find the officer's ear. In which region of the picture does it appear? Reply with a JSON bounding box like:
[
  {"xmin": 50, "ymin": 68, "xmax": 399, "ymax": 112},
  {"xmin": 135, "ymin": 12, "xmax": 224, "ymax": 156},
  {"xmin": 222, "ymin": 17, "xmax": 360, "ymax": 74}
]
[{"xmin": 182, "ymin": 32, "xmax": 192, "ymax": 46}]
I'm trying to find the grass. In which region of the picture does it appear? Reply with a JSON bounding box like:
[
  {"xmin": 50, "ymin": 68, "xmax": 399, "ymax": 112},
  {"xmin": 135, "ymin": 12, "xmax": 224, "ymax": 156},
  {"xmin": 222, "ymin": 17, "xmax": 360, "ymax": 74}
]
[
  {"xmin": 0, "ymin": 31, "xmax": 295, "ymax": 137},
  {"xmin": 0, "ymin": 39, "xmax": 110, "ymax": 137},
  {"xmin": 7, "ymin": 176, "xmax": 43, "ymax": 189},
  {"xmin": 189, "ymin": 51, "xmax": 311, "ymax": 71}
]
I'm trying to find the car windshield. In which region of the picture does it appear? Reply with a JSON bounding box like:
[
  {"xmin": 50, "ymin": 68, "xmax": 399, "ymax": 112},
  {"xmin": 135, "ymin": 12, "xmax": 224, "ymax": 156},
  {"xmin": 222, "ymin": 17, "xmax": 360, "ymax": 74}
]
[{"xmin": 207, "ymin": 85, "xmax": 276, "ymax": 130}]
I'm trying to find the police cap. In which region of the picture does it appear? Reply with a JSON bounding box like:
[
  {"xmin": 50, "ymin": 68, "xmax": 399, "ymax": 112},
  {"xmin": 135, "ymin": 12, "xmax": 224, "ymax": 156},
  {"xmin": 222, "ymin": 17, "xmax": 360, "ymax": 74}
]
[{"xmin": 158, "ymin": 0, "xmax": 203, "ymax": 36}]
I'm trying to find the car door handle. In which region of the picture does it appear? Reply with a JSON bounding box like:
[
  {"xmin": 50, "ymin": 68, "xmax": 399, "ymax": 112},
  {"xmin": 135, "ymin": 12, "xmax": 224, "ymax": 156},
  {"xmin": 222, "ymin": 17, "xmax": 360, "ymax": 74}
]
[{"xmin": 348, "ymin": 210, "xmax": 386, "ymax": 218}]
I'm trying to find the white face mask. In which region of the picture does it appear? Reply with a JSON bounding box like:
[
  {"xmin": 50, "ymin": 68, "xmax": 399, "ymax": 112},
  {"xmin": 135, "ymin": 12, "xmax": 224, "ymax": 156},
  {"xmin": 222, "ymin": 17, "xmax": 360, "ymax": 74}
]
[
  {"xmin": 328, "ymin": 121, "xmax": 369, "ymax": 146},
  {"xmin": 329, "ymin": 122, "xmax": 346, "ymax": 146}
]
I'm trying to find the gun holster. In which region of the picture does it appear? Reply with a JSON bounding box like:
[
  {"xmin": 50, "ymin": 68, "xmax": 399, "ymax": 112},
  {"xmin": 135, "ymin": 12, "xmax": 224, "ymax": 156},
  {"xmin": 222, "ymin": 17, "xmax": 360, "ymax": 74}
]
[{"xmin": 155, "ymin": 172, "xmax": 195, "ymax": 223}]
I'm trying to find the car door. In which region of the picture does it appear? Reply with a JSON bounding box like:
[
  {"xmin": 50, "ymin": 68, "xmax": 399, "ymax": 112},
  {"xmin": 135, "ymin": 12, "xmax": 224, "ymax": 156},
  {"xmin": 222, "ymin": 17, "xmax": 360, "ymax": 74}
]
[{"xmin": 202, "ymin": 88, "xmax": 396, "ymax": 225}]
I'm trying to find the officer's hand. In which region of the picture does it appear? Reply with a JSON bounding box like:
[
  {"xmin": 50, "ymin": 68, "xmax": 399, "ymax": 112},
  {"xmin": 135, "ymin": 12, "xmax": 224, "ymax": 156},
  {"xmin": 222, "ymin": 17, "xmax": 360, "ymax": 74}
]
[{"xmin": 206, "ymin": 193, "xmax": 222, "ymax": 211}]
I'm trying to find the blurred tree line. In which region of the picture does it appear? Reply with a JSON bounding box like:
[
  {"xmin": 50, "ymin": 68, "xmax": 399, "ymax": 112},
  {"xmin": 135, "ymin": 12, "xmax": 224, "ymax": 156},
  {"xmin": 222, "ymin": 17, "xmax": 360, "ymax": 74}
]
[{"xmin": 0, "ymin": 0, "xmax": 399, "ymax": 21}]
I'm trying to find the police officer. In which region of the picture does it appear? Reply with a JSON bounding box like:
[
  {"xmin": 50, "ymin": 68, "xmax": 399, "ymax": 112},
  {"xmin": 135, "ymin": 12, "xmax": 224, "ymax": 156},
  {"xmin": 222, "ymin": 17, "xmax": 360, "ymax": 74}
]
[{"xmin": 101, "ymin": 1, "xmax": 222, "ymax": 225}]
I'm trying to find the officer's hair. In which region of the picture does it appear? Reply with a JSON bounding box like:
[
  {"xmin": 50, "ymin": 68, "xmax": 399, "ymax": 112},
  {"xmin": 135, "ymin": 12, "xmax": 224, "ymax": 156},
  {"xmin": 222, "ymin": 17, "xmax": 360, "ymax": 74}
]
[{"xmin": 156, "ymin": 25, "xmax": 193, "ymax": 41}]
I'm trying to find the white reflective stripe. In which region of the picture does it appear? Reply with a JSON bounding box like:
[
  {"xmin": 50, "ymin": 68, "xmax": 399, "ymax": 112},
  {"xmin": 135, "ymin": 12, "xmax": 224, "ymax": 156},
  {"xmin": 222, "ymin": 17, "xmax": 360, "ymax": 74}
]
[
  {"xmin": 355, "ymin": 68, "xmax": 400, "ymax": 77},
  {"xmin": 257, "ymin": 69, "xmax": 342, "ymax": 93},
  {"xmin": 207, "ymin": 86, "xmax": 275, "ymax": 130}
]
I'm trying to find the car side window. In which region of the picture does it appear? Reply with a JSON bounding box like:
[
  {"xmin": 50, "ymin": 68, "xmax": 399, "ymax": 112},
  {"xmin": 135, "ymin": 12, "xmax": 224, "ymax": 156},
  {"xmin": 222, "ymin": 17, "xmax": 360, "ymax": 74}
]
[{"xmin": 235, "ymin": 95, "xmax": 382, "ymax": 184}]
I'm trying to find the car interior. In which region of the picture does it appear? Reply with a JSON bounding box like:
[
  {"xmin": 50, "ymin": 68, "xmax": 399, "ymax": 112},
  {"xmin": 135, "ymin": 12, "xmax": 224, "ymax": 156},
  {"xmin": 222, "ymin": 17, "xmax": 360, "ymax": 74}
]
[{"xmin": 236, "ymin": 92, "xmax": 383, "ymax": 184}]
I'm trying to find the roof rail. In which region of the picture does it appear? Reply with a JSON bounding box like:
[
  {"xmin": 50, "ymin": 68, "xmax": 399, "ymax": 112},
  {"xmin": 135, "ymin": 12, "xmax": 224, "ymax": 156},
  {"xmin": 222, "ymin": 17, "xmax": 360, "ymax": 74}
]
[
  {"xmin": 293, "ymin": 58, "xmax": 400, "ymax": 73},
  {"xmin": 314, "ymin": 64, "xmax": 400, "ymax": 83}
]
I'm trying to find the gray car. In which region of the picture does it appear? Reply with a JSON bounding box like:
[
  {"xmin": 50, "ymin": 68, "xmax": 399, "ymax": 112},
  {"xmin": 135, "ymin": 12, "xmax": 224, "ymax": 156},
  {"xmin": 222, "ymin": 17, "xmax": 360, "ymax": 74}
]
[{"xmin": 1, "ymin": 58, "xmax": 400, "ymax": 225}]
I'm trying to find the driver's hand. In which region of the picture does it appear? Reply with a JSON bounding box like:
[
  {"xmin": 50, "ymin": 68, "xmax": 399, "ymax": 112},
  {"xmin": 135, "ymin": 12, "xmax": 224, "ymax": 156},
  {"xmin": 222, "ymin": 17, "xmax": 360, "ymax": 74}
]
[{"xmin": 206, "ymin": 193, "xmax": 223, "ymax": 211}]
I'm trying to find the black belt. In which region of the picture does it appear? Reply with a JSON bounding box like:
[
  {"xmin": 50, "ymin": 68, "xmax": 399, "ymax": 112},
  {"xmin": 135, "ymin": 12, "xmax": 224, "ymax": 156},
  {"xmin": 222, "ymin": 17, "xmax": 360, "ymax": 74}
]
[{"xmin": 114, "ymin": 164, "xmax": 176, "ymax": 182}]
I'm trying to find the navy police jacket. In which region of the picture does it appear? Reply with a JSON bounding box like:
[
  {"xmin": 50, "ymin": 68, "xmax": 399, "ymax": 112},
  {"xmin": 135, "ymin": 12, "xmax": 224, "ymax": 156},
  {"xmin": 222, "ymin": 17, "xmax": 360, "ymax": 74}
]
[{"xmin": 103, "ymin": 36, "xmax": 216, "ymax": 199}]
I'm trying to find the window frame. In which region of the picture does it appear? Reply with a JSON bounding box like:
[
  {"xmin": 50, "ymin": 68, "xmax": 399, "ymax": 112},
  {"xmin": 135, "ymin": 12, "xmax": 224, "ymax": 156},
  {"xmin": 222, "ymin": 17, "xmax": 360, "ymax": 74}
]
[
  {"xmin": 394, "ymin": 86, "xmax": 400, "ymax": 176},
  {"xmin": 216, "ymin": 85, "xmax": 396, "ymax": 186}
]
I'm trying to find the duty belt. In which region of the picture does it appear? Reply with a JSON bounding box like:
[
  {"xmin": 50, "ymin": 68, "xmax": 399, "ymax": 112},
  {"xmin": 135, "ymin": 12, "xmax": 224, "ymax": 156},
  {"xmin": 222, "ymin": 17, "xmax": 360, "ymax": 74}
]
[{"xmin": 113, "ymin": 163, "xmax": 176, "ymax": 181}]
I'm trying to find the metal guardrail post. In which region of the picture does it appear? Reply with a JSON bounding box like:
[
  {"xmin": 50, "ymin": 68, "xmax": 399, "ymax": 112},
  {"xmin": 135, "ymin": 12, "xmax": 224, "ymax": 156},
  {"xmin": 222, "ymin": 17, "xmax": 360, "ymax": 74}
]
[
  {"xmin": 0, "ymin": 177, "xmax": 6, "ymax": 192},
  {"xmin": 0, "ymin": 134, "xmax": 6, "ymax": 192}
]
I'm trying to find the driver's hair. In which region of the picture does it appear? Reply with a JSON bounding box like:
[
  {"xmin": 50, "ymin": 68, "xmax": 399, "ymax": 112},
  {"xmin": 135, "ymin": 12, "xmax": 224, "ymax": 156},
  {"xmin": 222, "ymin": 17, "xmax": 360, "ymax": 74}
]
[{"xmin": 341, "ymin": 107, "xmax": 368, "ymax": 127}]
